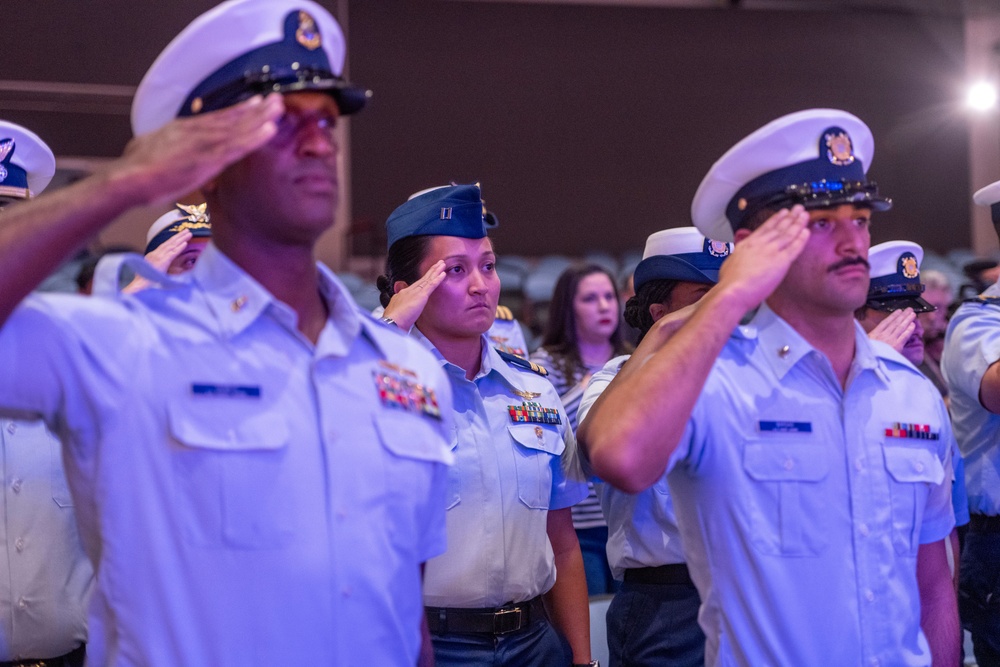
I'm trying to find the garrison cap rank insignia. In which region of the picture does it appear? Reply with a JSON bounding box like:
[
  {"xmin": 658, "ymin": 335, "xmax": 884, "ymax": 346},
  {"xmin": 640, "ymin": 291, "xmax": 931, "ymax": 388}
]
[
  {"xmin": 373, "ymin": 361, "xmax": 442, "ymax": 420},
  {"xmin": 885, "ymin": 422, "xmax": 939, "ymax": 440},
  {"xmin": 899, "ymin": 253, "xmax": 919, "ymax": 280},
  {"xmin": 824, "ymin": 128, "xmax": 855, "ymax": 167},
  {"xmin": 508, "ymin": 401, "xmax": 562, "ymax": 425}
]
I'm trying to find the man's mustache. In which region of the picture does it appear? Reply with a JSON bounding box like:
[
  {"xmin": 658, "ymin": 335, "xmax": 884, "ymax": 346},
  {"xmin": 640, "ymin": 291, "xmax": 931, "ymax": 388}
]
[{"xmin": 828, "ymin": 257, "xmax": 871, "ymax": 272}]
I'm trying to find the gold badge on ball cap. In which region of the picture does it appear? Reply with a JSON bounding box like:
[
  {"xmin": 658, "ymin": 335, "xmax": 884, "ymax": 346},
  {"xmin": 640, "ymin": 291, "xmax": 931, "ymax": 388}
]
[
  {"xmin": 824, "ymin": 130, "xmax": 855, "ymax": 167},
  {"xmin": 296, "ymin": 11, "xmax": 321, "ymax": 51}
]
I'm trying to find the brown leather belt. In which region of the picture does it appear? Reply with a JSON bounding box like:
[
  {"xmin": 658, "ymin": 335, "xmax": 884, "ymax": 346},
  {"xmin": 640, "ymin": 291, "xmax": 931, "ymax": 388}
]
[
  {"xmin": 624, "ymin": 563, "xmax": 693, "ymax": 586},
  {"xmin": 970, "ymin": 514, "xmax": 1000, "ymax": 533},
  {"xmin": 425, "ymin": 595, "xmax": 546, "ymax": 635}
]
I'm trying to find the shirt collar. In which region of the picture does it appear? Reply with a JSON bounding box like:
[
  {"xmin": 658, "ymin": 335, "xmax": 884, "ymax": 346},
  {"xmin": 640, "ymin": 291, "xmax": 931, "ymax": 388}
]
[
  {"xmin": 410, "ymin": 330, "xmax": 531, "ymax": 391},
  {"xmin": 749, "ymin": 302, "xmax": 883, "ymax": 383},
  {"xmin": 193, "ymin": 243, "xmax": 362, "ymax": 350}
]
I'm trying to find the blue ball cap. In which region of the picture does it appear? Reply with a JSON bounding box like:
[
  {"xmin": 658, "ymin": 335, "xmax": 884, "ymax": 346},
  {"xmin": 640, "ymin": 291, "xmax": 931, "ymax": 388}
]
[
  {"xmin": 632, "ymin": 227, "xmax": 731, "ymax": 291},
  {"xmin": 386, "ymin": 184, "xmax": 490, "ymax": 249},
  {"xmin": 866, "ymin": 240, "xmax": 934, "ymax": 313},
  {"xmin": 0, "ymin": 120, "xmax": 55, "ymax": 201},
  {"xmin": 692, "ymin": 109, "xmax": 892, "ymax": 242},
  {"xmin": 132, "ymin": 0, "xmax": 370, "ymax": 136}
]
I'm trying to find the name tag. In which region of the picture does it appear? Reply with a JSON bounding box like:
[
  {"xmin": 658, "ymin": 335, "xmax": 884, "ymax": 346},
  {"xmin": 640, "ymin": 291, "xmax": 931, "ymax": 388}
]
[
  {"xmin": 191, "ymin": 383, "xmax": 261, "ymax": 399},
  {"xmin": 758, "ymin": 420, "xmax": 812, "ymax": 433}
]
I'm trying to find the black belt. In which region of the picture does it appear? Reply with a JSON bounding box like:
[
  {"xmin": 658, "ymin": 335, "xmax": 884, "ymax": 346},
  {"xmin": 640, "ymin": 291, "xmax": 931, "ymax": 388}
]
[
  {"xmin": 970, "ymin": 514, "xmax": 1000, "ymax": 533},
  {"xmin": 0, "ymin": 644, "xmax": 85, "ymax": 667},
  {"xmin": 426, "ymin": 595, "xmax": 546, "ymax": 635},
  {"xmin": 624, "ymin": 563, "xmax": 693, "ymax": 586}
]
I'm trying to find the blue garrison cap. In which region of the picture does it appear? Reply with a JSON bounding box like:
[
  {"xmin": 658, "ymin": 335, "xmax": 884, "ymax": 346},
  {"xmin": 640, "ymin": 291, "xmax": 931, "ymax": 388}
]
[
  {"xmin": 0, "ymin": 120, "xmax": 55, "ymax": 201},
  {"xmin": 132, "ymin": 0, "xmax": 370, "ymax": 136},
  {"xmin": 632, "ymin": 227, "xmax": 731, "ymax": 291},
  {"xmin": 692, "ymin": 109, "xmax": 892, "ymax": 242},
  {"xmin": 386, "ymin": 184, "xmax": 490, "ymax": 249},
  {"xmin": 866, "ymin": 240, "xmax": 934, "ymax": 313}
]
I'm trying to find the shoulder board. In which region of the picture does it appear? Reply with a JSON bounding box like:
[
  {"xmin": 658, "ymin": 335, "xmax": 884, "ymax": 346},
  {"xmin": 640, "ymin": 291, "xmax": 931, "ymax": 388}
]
[
  {"xmin": 495, "ymin": 305, "xmax": 514, "ymax": 321},
  {"xmin": 962, "ymin": 295, "xmax": 1000, "ymax": 307},
  {"xmin": 497, "ymin": 350, "xmax": 548, "ymax": 376}
]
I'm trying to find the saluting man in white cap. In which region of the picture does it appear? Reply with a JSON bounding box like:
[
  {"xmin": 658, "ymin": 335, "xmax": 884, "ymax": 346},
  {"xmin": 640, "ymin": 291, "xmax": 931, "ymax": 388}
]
[
  {"xmin": 856, "ymin": 240, "xmax": 935, "ymax": 366},
  {"xmin": 0, "ymin": 120, "xmax": 92, "ymax": 667},
  {"xmin": 0, "ymin": 2, "xmax": 453, "ymax": 666},
  {"xmin": 578, "ymin": 227, "xmax": 730, "ymax": 667},
  {"xmin": 941, "ymin": 179, "xmax": 1000, "ymax": 666},
  {"xmin": 579, "ymin": 109, "xmax": 959, "ymax": 666}
]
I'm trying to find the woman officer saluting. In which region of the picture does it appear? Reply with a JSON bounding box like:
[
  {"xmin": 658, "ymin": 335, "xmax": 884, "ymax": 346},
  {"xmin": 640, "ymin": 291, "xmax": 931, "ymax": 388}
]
[{"xmin": 377, "ymin": 183, "xmax": 595, "ymax": 667}]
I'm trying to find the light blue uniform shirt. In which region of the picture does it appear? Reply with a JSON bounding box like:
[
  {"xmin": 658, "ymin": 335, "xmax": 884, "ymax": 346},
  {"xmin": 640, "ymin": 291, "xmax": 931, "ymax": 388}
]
[
  {"xmin": 670, "ymin": 304, "xmax": 954, "ymax": 667},
  {"xmin": 417, "ymin": 332, "xmax": 588, "ymax": 608},
  {"xmin": 0, "ymin": 244, "xmax": 453, "ymax": 667},
  {"xmin": 578, "ymin": 355, "xmax": 688, "ymax": 578},
  {"xmin": 0, "ymin": 419, "xmax": 91, "ymax": 661},
  {"xmin": 942, "ymin": 282, "xmax": 1000, "ymax": 516},
  {"xmin": 488, "ymin": 313, "xmax": 529, "ymax": 358}
]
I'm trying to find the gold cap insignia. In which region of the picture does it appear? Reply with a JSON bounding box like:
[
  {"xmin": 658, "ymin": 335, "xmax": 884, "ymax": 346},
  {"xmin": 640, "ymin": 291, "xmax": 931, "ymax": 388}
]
[
  {"xmin": 900, "ymin": 254, "xmax": 919, "ymax": 279},
  {"xmin": 824, "ymin": 130, "xmax": 855, "ymax": 167},
  {"xmin": 296, "ymin": 11, "xmax": 321, "ymax": 51},
  {"xmin": 176, "ymin": 202, "xmax": 209, "ymax": 225},
  {"xmin": 706, "ymin": 239, "xmax": 731, "ymax": 258}
]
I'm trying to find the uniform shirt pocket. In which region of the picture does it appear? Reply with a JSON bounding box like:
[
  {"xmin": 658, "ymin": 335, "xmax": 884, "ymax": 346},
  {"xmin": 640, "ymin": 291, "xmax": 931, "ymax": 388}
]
[
  {"xmin": 743, "ymin": 439, "xmax": 830, "ymax": 556},
  {"xmin": 169, "ymin": 402, "xmax": 292, "ymax": 550},
  {"xmin": 373, "ymin": 412, "xmax": 454, "ymax": 509},
  {"xmin": 883, "ymin": 445, "xmax": 945, "ymax": 556},
  {"xmin": 508, "ymin": 423, "xmax": 565, "ymax": 510}
]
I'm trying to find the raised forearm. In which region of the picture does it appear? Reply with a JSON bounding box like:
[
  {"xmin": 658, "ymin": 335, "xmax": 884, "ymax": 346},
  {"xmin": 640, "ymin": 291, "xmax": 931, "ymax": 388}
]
[{"xmin": 578, "ymin": 283, "xmax": 750, "ymax": 492}]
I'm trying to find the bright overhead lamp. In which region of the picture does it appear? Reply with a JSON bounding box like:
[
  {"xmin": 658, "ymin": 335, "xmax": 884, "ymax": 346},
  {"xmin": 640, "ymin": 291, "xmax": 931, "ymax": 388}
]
[{"xmin": 968, "ymin": 81, "xmax": 998, "ymax": 112}]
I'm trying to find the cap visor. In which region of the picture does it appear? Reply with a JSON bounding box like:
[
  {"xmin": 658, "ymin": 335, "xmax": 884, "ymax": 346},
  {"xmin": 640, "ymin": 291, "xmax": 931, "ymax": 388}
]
[
  {"xmin": 633, "ymin": 256, "xmax": 719, "ymax": 291},
  {"xmin": 802, "ymin": 193, "xmax": 892, "ymax": 213},
  {"xmin": 867, "ymin": 295, "xmax": 935, "ymax": 314}
]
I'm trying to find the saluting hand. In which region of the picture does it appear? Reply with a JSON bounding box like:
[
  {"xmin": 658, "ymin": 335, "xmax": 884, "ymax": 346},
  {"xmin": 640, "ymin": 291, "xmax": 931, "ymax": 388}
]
[
  {"xmin": 121, "ymin": 230, "xmax": 194, "ymax": 294},
  {"xmin": 111, "ymin": 94, "xmax": 284, "ymax": 208},
  {"xmin": 717, "ymin": 205, "xmax": 811, "ymax": 312},
  {"xmin": 867, "ymin": 308, "xmax": 917, "ymax": 353},
  {"xmin": 383, "ymin": 260, "xmax": 447, "ymax": 331}
]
